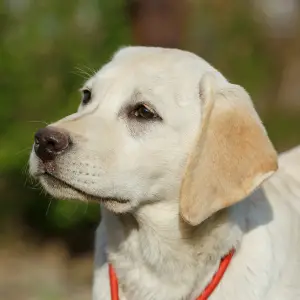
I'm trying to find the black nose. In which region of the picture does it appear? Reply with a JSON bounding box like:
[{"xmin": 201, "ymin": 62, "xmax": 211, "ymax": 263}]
[{"xmin": 34, "ymin": 127, "xmax": 70, "ymax": 162}]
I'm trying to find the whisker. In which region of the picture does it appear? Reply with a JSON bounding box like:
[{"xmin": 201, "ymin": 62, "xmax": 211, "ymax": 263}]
[
  {"xmin": 73, "ymin": 65, "xmax": 97, "ymax": 80},
  {"xmin": 73, "ymin": 66, "xmax": 92, "ymax": 80},
  {"xmin": 15, "ymin": 147, "xmax": 32, "ymax": 156},
  {"xmin": 28, "ymin": 186, "xmax": 40, "ymax": 190},
  {"xmin": 27, "ymin": 120, "xmax": 49, "ymax": 126},
  {"xmin": 46, "ymin": 199, "xmax": 53, "ymax": 216},
  {"xmin": 23, "ymin": 172, "xmax": 29, "ymax": 188},
  {"xmin": 66, "ymin": 201, "xmax": 79, "ymax": 220},
  {"xmin": 84, "ymin": 65, "xmax": 97, "ymax": 77},
  {"xmin": 83, "ymin": 199, "xmax": 89, "ymax": 215}
]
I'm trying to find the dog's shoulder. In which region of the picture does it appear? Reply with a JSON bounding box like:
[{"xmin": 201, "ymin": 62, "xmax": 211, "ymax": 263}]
[{"xmin": 266, "ymin": 146, "xmax": 300, "ymax": 213}]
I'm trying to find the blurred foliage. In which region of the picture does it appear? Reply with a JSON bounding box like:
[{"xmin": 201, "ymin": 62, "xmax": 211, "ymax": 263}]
[
  {"xmin": 0, "ymin": 0, "xmax": 131, "ymax": 249},
  {"xmin": 0, "ymin": 0, "xmax": 299, "ymax": 252},
  {"xmin": 188, "ymin": 1, "xmax": 271, "ymax": 94},
  {"xmin": 188, "ymin": 1, "xmax": 300, "ymax": 150}
]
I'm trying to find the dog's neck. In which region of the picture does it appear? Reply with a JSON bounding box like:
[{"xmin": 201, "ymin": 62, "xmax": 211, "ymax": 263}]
[{"xmin": 102, "ymin": 200, "xmax": 244, "ymax": 300}]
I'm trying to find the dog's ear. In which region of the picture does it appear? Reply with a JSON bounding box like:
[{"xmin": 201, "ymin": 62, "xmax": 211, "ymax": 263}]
[{"xmin": 180, "ymin": 73, "xmax": 278, "ymax": 226}]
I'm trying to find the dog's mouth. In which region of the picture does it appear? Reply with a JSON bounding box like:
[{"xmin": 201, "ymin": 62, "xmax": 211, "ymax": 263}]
[{"xmin": 39, "ymin": 172, "xmax": 130, "ymax": 204}]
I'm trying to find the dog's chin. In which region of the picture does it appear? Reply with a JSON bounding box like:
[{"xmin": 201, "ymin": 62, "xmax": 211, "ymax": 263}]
[
  {"xmin": 38, "ymin": 174, "xmax": 133, "ymax": 214},
  {"xmin": 39, "ymin": 174, "xmax": 88, "ymax": 201}
]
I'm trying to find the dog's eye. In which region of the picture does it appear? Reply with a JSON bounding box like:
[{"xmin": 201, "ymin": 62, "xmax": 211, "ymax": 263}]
[
  {"xmin": 131, "ymin": 104, "xmax": 160, "ymax": 120},
  {"xmin": 82, "ymin": 89, "xmax": 91, "ymax": 105}
]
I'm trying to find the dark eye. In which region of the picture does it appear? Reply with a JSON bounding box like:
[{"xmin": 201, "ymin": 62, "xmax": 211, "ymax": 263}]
[
  {"xmin": 82, "ymin": 89, "xmax": 91, "ymax": 105},
  {"xmin": 131, "ymin": 104, "xmax": 161, "ymax": 121}
]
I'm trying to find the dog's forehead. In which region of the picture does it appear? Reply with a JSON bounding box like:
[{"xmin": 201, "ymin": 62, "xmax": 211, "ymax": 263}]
[{"xmin": 82, "ymin": 47, "xmax": 226, "ymax": 110}]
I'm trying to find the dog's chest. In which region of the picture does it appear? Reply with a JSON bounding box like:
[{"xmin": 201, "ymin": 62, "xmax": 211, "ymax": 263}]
[{"xmin": 106, "ymin": 223, "xmax": 200, "ymax": 300}]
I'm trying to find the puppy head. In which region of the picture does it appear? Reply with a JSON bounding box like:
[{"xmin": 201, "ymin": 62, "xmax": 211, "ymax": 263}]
[{"xmin": 29, "ymin": 47, "xmax": 277, "ymax": 219}]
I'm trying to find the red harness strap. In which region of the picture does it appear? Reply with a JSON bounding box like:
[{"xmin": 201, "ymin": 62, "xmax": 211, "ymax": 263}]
[{"xmin": 109, "ymin": 248, "xmax": 235, "ymax": 300}]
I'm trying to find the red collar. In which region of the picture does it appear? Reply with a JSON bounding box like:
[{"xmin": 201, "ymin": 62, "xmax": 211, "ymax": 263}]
[{"xmin": 108, "ymin": 248, "xmax": 235, "ymax": 300}]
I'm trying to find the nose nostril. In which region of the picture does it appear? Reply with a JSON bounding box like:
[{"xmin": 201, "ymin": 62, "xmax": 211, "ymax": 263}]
[
  {"xmin": 33, "ymin": 127, "xmax": 70, "ymax": 162},
  {"xmin": 46, "ymin": 137, "xmax": 58, "ymax": 149}
]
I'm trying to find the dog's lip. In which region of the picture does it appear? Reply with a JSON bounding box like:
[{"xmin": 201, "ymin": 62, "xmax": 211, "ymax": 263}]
[{"xmin": 38, "ymin": 172, "xmax": 130, "ymax": 204}]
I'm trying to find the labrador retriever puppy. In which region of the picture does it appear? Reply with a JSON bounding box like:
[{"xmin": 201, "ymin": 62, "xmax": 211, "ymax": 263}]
[{"xmin": 29, "ymin": 47, "xmax": 300, "ymax": 300}]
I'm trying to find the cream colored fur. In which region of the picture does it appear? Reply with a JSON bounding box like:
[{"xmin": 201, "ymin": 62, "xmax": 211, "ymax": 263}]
[{"xmin": 29, "ymin": 47, "xmax": 300, "ymax": 300}]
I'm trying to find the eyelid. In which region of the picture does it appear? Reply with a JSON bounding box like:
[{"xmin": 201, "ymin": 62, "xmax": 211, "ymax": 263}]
[
  {"xmin": 132, "ymin": 101, "xmax": 155, "ymax": 111},
  {"xmin": 135, "ymin": 103, "xmax": 155, "ymax": 112},
  {"xmin": 79, "ymin": 86, "xmax": 91, "ymax": 92},
  {"xmin": 129, "ymin": 102, "xmax": 162, "ymax": 121},
  {"xmin": 81, "ymin": 89, "xmax": 91, "ymax": 95}
]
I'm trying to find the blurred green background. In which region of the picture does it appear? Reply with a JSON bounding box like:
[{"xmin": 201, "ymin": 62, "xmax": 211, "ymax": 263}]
[{"xmin": 1, "ymin": 0, "xmax": 300, "ymax": 299}]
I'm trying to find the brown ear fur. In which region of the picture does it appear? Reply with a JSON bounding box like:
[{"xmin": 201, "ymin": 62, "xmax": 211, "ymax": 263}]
[{"xmin": 180, "ymin": 74, "xmax": 278, "ymax": 226}]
